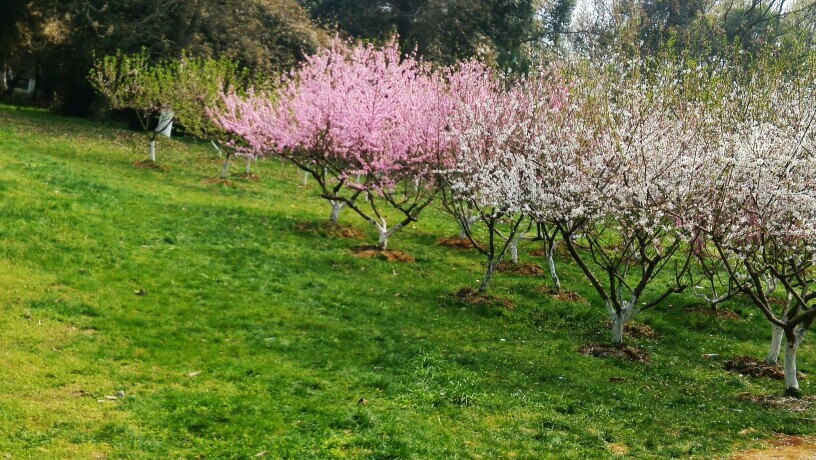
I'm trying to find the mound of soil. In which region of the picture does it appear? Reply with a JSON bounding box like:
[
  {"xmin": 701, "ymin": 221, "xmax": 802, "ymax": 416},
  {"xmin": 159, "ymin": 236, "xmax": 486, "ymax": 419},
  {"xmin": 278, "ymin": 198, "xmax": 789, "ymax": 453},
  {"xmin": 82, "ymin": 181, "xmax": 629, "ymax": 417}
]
[
  {"xmin": 295, "ymin": 221, "xmax": 366, "ymax": 240},
  {"xmin": 134, "ymin": 160, "xmax": 169, "ymax": 171},
  {"xmin": 437, "ymin": 236, "xmax": 476, "ymax": 249},
  {"xmin": 598, "ymin": 321, "xmax": 659, "ymax": 340},
  {"xmin": 579, "ymin": 343, "xmax": 651, "ymax": 363},
  {"xmin": 685, "ymin": 305, "xmax": 742, "ymax": 321},
  {"xmin": 724, "ymin": 356, "xmax": 800, "ymax": 380},
  {"xmin": 496, "ymin": 261, "xmax": 544, "ymax": 275},
  {"xmin": 535, "ymin": 285, "xmax": 588, "ymax": 304},
  {"xmin": 454, "ymin": 287, "xmax": 514, "ymax": 310},
  {"xmin": 352, "ymin": 245, "xmax": 415, "ymax": 263}
]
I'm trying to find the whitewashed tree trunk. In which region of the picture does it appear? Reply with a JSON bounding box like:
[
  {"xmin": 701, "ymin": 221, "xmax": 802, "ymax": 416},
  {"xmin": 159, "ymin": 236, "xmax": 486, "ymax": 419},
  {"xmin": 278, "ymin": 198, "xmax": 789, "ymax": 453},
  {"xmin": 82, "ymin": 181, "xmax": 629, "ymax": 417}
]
[
  {"xmin": 329, "ymin": 201, "xmax": 346, "ymax": 223},
  {"xmin": 149, "ymin": 138, "xmax": 157, "ymax": 163},
  {"xmin": 245, "ymin": 156, "xmax": 253, "ymax": 174},
  {"xmin": 220, "ymin": 155, "xmax": 231, "ymax": 179},
  {"xmin": 508, "ymin": 238, "xmax": 519, "ymax": 264},
  {"xmin": 211, "ymin": 141, "xmax": 222, "ymax": 158},
  {"xmin": 546, "ymin": 240, "xmax": 561, "ymax": 292},
  {"xmin": 459, "ymin": 215, "xmax": 479, "ymax": 239},
  {"xmin": 607, "ymin": 298, "xmax": 637, "ymax": 345},
  {"xmin": 156, "ymin": 109, "xmax": 174, "ymax": 137},
  {"xmin": 25, "ymin": 78, "xmax": 35, "ymax": 94},
  {"xmin": 784, "ymin": 333, "xmax": 803, "ymax": 394},
  {"xmin": 303, "ymin": 171, "xmax": 309, "ymax": 186},
  {"xmin": 768, "ymin": 325, "xmax": 784, "ymax": 365},
  {"xmin": 767, "ymin": 296, "xmax": 792, "ymax": 364},
  {"xmin": 373, "ymin": 219, "xmax": 405, "ymax": 250}
]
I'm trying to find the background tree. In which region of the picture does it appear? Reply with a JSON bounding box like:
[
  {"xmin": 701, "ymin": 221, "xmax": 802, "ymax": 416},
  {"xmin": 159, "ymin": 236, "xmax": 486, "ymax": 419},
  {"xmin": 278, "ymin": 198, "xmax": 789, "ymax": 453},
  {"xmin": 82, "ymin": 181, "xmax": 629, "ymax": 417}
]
[{"xmin": 2, "ymin": 0, "xmax": 325, "ymax": 116}]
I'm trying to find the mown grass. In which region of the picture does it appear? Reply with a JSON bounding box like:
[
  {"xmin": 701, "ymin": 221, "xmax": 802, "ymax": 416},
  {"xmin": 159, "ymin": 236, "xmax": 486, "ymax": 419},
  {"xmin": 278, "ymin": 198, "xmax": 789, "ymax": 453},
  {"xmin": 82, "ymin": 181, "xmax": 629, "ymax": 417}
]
[{"xmin": 0, "ymin": 104, "xmax": 814, "ymax": 459}]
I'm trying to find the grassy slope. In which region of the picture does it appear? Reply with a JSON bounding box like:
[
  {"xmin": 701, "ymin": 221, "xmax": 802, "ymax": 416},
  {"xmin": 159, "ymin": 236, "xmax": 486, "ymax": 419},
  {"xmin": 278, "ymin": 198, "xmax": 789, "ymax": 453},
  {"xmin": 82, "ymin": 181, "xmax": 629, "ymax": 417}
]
[{"xmin": 0, "ymin": 104, "xmax": 813, "ymax": 459}]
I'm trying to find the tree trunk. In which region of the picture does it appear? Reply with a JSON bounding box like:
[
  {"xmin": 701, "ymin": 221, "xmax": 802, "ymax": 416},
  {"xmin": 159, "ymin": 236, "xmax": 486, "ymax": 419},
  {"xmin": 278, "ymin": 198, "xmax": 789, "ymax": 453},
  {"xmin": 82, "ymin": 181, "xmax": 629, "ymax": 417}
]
[
  {"xmin": 329, "ymin": 201, "xmax": 346, "ymax": 223},
  {"xmin": 478, "ymin": 261, "xmax": 497, "ymax": 294},
  {"xmin": 767, "ymin": 324, "xmax": 784, "ymax": 365},
  {"xmin": 156, "ymin": 109, "xmax": 174, "ymax": 137},
  {"xmin": 508, "ymin": 238, "xmax": 519, "ymax": 264},
  {"xmin": 607, "ymin": 299, "xmax": 636, "ymax": 345},
  {"xmin": 378, "ymin": 228, "xmax": 389, "ymax": 250},
  {"xmin": 150, "ymin": 138, "xmax": 157, "ymax": 163},
  {"xmin": 303, "ymin": 171, "xmax": 309, "ymax": 186},
  {"xmin": 546, "ymin": 240, "xmax": 561, "ymax": 293},
  {"xmin": 459, "ymin": 215, "xmax": 478, "ymax": 239},
  {"xmin": 767, "ymin": 296, "xmax": 792, "ymax": 364},
  {"xmin": 784, "ymin": 337, "xmax": 801, "ymax": 395},
  {"xmin": 220, "ymin": 155, "xmax": 231, "ymax": 179},
  {"xmin": 245, "ymin": 156, "xmax": 253, "ymax": 174}
]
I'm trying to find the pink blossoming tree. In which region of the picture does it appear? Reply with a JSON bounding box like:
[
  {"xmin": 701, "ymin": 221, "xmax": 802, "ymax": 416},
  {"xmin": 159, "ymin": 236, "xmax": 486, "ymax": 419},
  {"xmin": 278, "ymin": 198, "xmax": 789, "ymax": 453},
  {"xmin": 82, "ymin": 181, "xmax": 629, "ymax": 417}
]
[{"xmin": 212, "ymin": 38, "xmax": 453, "ymax": 249}]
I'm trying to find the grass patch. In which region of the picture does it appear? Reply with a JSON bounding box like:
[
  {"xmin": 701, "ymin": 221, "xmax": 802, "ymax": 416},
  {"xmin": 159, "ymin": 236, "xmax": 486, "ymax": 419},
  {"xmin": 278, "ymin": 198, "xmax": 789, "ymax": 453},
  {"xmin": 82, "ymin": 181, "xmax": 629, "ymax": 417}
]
[{"xmin": 0, "ymin": 104, "xmax": 815, "ymax": 457}]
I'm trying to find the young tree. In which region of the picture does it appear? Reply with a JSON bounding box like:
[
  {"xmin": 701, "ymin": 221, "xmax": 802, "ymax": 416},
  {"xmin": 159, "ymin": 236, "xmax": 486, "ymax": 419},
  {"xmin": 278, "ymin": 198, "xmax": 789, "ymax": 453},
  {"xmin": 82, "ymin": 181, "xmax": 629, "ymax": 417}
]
[
  {"xmin": 540, "ymin": 57, "xmax": 708, "ymax": 345},
  {"xmin": 439, "ymin": 62, "xmax": 570, "ymax": 293},
  {"xmin": 91, "ymin": 52, "xmax": 248, "ymax": 167},
  {"xmin": 212, "ymin": 38, "xmax": 453, "ymax": 248}
]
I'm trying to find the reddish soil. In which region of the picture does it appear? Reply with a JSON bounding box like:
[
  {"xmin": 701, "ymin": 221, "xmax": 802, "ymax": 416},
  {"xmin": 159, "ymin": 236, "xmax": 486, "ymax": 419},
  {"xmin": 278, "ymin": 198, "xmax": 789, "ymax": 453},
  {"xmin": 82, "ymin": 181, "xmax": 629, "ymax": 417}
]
[
  {"xmin": 723, "ymin": 356, "xmax": 802, "ymax": 380},
  {"xmin": 535, "ymin": 285, "xmax": 588, "ymax": 304},
  {"xmin": 733, "ymin": 434, "xmax": 816, "ymax": 459},
  {"xmin": 351, "ymin": 245, "xmax": 416, "ymax": 263},
  {"xmin": 134, "ymin": 160, "xmax": 169, "ymax": 171},
  {"xmin": 598, "ymin": 321, "xmax": 659, "ymax": 340},
  {"xmin": 579, "ymin": 343, "xmax": 651, "ymax": 363},
  {"xmin": 496, "ymin": 261, "xmax": 545, "ymax": 275},
  {"xmin": 437, "ymin": 236, "xmax": 477, "ymax": 249},
  {"xmin": 295, "ymin": 221, "xmax": 366, "ymax": 240},
  {"xmin": 454, "ymin": 287, "xmax": 514, "ymax": 310}
]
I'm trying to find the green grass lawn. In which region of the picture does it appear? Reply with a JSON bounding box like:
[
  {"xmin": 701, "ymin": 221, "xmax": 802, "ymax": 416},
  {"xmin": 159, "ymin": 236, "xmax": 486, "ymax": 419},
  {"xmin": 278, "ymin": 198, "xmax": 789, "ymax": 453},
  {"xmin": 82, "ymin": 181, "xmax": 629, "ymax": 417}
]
[{"xmin": 0, "ymin": 104, "xmax": 814, "ymax": 459}]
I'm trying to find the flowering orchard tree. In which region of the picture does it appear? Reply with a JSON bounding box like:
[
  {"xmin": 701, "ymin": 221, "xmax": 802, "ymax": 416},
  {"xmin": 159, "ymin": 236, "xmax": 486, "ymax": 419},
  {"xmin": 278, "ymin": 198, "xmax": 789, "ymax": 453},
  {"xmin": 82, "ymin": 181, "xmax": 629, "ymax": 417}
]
[
  {"xmin": 536, "ymin": 57, "xmax": 712, "ymax": 345},
  {"xmin": 438, "ymin": 62, "xmax": 570, "ymax": 293},
  {"xmin": 212, "ymin": 38, "xmax": 452, "ymax": 249},
  {"xmin": 688, "ymin": 58, "xmax": 816, "ymax": 393}
]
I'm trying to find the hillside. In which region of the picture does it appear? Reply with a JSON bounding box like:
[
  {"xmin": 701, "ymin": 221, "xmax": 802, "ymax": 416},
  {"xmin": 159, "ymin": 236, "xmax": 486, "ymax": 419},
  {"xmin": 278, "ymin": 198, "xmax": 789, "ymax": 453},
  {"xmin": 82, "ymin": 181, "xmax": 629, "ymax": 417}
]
[{"xmin": 0, "ymin": 105, "xmax": 814, "ymax": 458}]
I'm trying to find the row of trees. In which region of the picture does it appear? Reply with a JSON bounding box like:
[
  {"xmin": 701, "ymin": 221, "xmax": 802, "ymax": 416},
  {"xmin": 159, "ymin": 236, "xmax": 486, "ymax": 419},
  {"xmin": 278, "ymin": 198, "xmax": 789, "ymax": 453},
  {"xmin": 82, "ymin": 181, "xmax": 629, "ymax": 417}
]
[{"xmin": 197, "ymin": 39, "xmax": 816, "ymax": 395}]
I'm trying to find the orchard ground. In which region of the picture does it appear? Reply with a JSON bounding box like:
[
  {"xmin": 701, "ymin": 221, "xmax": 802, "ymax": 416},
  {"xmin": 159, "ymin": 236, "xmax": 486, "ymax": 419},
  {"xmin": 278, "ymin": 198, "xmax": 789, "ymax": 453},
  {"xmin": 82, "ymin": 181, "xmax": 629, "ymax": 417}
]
[{"xmin": 1, "ymin": 104, "xmax": 816, "ymax": 458}]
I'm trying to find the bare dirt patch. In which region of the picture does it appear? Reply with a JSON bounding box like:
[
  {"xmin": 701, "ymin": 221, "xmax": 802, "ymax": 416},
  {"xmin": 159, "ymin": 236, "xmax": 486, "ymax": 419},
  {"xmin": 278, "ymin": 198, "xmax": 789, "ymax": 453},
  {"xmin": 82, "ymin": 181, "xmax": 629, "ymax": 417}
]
[
  {"xmin": 579, "ymin": 343, "xmax": 651, "ymax": 363},
  {"xmin": 134, "ymin": 160, "xmax": 169, "ymax": 171},
  {"xmin": 351, "ymin": 245, "xmax": 416, "ymax": 263},
  {"xmin": 724, "ymin": 356, "xmax": 802, "ymax": 380},
  {"xmin": 437, "ymin": 236, "xmax": 476, "ymax": 249},
  {"xmin": 599, "ymin": 321, "xmax": 659, "ymax": 340},
  {"xmin": 535, "ymin": 285, "xmax": 588, "ymax": 304},
  {"xmin": 295, "ymin": 221, "xmax": 366, "ymax": 240},
  {"xmin": 454, "ymin": 287, "xmax": 514, "ymax": 310},
  {"xmin": 685, "ymin": 304, "xmax": 742, "ymax": 321},
  {"xmin": 496, "ymin": 261, "xmax": 545, "ymax": 275},
  {"xmin": 530, "ymin": 243, "xmax": 571, "ymax": 259},
  {"xmin": 733, "ymin": 434, "xmax": 816, "ymax": 459},
  {"xmin": 736, "ymin": 393, "xmax": 813, "ymax": 412}
]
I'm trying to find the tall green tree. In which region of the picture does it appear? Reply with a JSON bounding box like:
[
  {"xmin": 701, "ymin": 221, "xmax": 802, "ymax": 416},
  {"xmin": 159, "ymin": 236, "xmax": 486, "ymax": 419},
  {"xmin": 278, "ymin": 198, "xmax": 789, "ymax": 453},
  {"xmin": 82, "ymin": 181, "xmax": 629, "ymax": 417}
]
[{"xmin": 300, "ymin": 0, "xmax": 552, "ymax": 71}]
